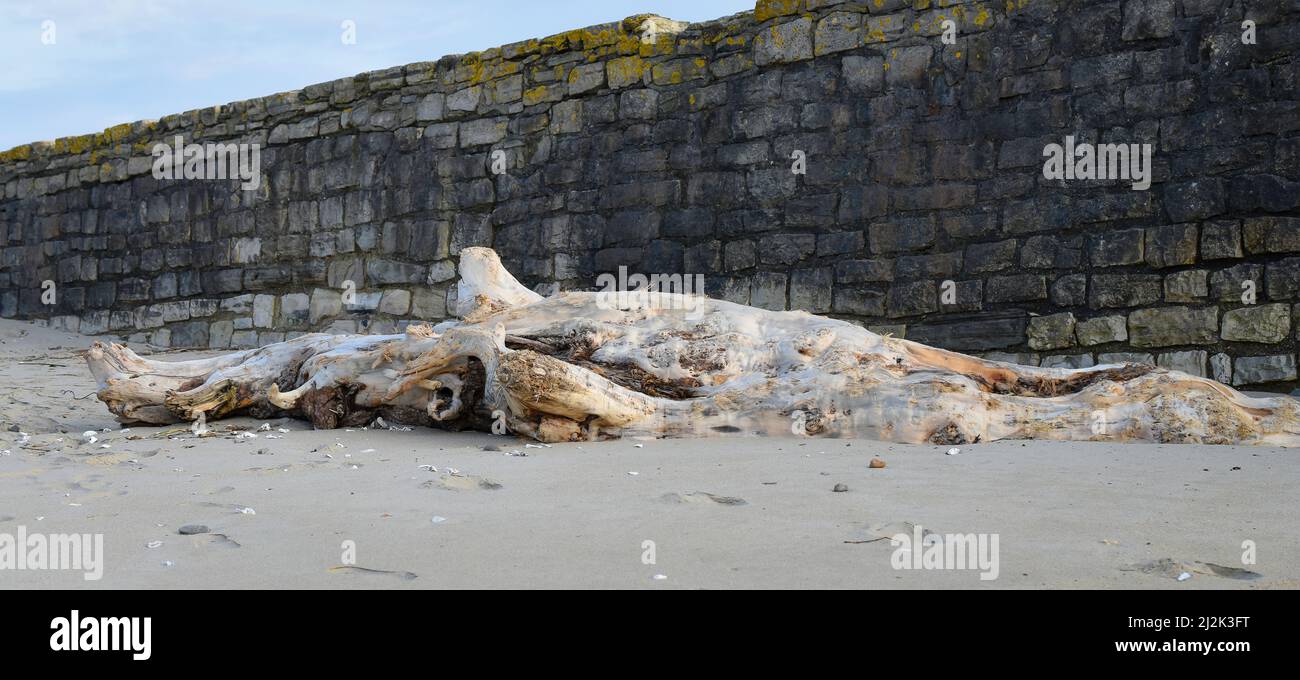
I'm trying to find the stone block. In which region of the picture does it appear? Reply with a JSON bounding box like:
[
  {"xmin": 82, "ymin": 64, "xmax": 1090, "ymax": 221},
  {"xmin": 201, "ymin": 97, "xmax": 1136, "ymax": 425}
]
[
  {"xmin": 1233, "ymin": 355, "xmax": 1298, "ymax": 386},
  {"xmin": 1157, "ymin": 350, "xmax": 1207, "ymax": 377},
  {"xmin": 1221, "ymin": 303, "xmax": 1290, "ymax": 343},
  {"xmin": 1028, "ymin": 313, "xmax": 1076, "ymax": 350},
  {"xmin": 1128, "ymin": 306, "xmax": 1218, "ymax": 347},
  {"xmin": 755, "ymin": 17, "xmax": 813, "ymax": 66},
  {"xmin": 1076, "ymin": 315, "xmax": 1128, "ymax": 346}
]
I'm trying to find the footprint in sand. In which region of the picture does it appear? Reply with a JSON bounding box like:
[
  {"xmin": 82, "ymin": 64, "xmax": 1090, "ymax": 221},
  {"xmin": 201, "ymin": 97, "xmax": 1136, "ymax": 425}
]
[
  {"xmin": 660, "ymin": 492, "xmax": 748, "ymax": 506},
  {"xmin": 189, "ymin": 533, "xmax": 241, "ymax": 549},
  {"xmin": 842, "ymin": 521, "xmax": 936, "ymax": 545},
  {"xmin": 67, "ymin": 479, "xmax": 98, "ymax": 491},
  {"xmin": 868, "ymin": 521, "xmax": 934, "ymax": 538},
  {"xmin": 82, "ymin": 449, "xmax": 158, "ymax": 466},
  {"xmin": 1121, "ymin": 558, "xmax": 1262, "ymax": 581},
  {"xmin": 328, "ymin": 565, "xmax": 418, "ymax": 581},
  {"xmin": 424, "ymin": 474, "xmax": 502, "ymax": 491},
  {"xmin": 11, "ymin": 414, "xmax": 63, "ymax": 434},
  {"xmin": 192, "ymin": 501, "xmax": 260, "ymax": 516}
]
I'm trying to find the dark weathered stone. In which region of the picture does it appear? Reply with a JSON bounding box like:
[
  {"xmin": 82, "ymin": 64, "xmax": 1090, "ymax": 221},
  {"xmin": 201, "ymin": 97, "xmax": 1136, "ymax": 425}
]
[
  {"xmin": 1028, "ymin": 312, "xmax": 1076, "ymax": 350},
  {"xmin": 907, "ymin": 311, "xmax": 1028, "ymax": 351},
  {"xmin": 895, "ymin": 252, "xmax": 961, "ymax": 280},
  {"xmin": 1021, "ymin": 235, "xmax": 1082, "ymax": 269},
  {"xmin": 789, "ymin": 267, "xmax": 833, "ymax": 313},
  {"xmin": 963, "ymin": 239, "xmax": 1017, "ymax": 274},
  {"xmin": 1128, "ymin": 306, "xmax": 1218, "ymax": 347},
  {"xmin": 1266, "ymin": 258, "xmax": 1300, "ymax": 300},
  {"xmin": 1210, "ymin": 263, "xmax": 1264, "ymax": 302},
  {"xmin": 1090, "ymin": 229, "xmax": 1144, "ymax": 267},
  {"xmin": 1041, "ymin": 354, "xmax": 1096, "ymax": 370},
  {"xmin": 1199, "ymin": 220, "xmax": 1242, "ymax": 260},
  {"xmin": 1243, "ymin": 217, "xmax": 1300, "ymax": 255},
  {"xmin": 1157, "ymin": 350, "xmax": 1207, "ymax": 377},
  {"xmin": 1089, "ymin": 274, "xmax": 1163, "ymax": 309},
  {"xmin": 834, "ymin": 258, "xmax": 892, "ymax": 283},
  {"xmin": 815, "ymin": 231, "xmax": 864, "ymax": 258},
  {"xmin": 1143, "ymin": 224, "xmax": 1198, "ymax": 268},
  {"xmin": 1162, "ymin": 180, "xmax": 1224, "ymax": 222},
  {"xmin": 832, "ymin": 287, "xmax": 885, "ymax": 316},
  {"xmin": 1233, "ymin": 355, "xmax": 1298, "ymax": 386},
  {"xmin": 759, "ymin": 233, "xmax": 817, "ymax": 266},
  {"xmin": 1050, "ymin": 274, "xmax": 1088, "ymax": 307},
  {"xmin": 1076, "ymin": 315, "xmax": 1128, "ymax": 346},
  {"xmin": 886, "ymin": 280, "xmax": 936, "ymax": 318},
  {"xmin": 754, "ymin": 17, "xmax": 814, "ymax": 66},
  {"xmin": 1221, "ymin": 303, "xmax": 1290, "ymax": 343},
  {"xmin": 986, "ymin": 275, "xmax": 1047, "ymax": 303},
  {"xmin": 1230, "ymin": 175, "xmax": 1300, "ymax": 213},
  {"xmin": 1164, "ymin": 270, "xmax": 1208, "ymax": 302},
  {"xmin": 868, "ymin": 218, "xmax": 935, "ymax": 255}
]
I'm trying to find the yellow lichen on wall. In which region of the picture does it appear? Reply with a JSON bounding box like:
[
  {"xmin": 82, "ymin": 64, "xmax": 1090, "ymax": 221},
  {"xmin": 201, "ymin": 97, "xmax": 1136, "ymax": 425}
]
[
  {"xmin": 755, "ymin": 0, "xmax": 802, "ymax": 23},
  {"xmin": 868, "ymin": 16, "xmax": 889, "ymax": 44},
  {"xmin": 522, "ymin": 85, "xmax": 550, "ymax": 106},
  {"xmin": 539, "ymin": 25, "xmax": 623, "ymax": 55},
  {"xmin": 704, "ymin": 32, "xmax": 747, "ymax": 48},
  {"xmin": 53, "ymin": 134, "xmax": 94, "ymax": 155},
  {"xmin": 606, "ymin": 55, "xmax": 647, "ymax": 89},
  {"xmin": 0, "ymin": 144, "xmax": 32, "ymax": 164}
]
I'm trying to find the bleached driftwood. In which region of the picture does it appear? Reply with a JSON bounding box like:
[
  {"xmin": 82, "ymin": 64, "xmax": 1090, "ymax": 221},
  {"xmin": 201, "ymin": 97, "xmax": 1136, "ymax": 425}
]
[{"xmin": 86, "ymin": 248, "xmax": 1300, "ymax": 446}]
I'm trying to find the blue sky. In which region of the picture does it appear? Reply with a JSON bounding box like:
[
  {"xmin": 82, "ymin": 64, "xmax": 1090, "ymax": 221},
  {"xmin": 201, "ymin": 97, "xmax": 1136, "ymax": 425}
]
[{"xmin": 0, "ymin": 0, "xmax": 752, "ymax": 150}]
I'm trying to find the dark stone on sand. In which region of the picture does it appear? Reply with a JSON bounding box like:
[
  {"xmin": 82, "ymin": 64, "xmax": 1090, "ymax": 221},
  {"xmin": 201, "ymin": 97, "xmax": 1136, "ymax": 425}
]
[
  {"xmin": 832, "ymin": 484, "xmax": 849, "ymax": 492},
  {"xmin": 178, "ymin": 524, "xmax": 210, "ymax": 535}
]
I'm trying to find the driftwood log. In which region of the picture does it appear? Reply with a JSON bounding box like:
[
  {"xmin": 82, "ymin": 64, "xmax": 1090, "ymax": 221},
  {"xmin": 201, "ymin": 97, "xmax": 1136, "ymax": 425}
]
[{"xmin": 86, "ymin": 248, "xmax": 1300, "ymax": 446}]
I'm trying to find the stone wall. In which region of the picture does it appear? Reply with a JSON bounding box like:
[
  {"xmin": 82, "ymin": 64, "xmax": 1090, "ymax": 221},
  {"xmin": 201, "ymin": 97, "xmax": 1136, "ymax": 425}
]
[{"xmin": 1, "ymin": 0, "xmax": 1299, "ymax": 388}]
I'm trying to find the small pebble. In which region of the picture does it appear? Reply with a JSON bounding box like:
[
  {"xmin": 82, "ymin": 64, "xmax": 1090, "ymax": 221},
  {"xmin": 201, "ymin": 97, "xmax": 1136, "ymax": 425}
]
[
  {"xmin": 832, "ymin": 483, "xmax": 849, "ymax": 492},
  {"xmin": 177, "ymin": 524, "xmax": 210, "ymax": 535},
  {"xmin": 868, "ymin": 457, "xmax": 887, "ymax": 469}
]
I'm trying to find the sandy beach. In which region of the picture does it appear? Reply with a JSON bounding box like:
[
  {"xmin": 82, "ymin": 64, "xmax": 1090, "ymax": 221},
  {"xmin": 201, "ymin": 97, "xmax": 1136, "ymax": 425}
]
[{"xmin": 0, "ymin": 317, "xmax": 1295, "ymax": 590}]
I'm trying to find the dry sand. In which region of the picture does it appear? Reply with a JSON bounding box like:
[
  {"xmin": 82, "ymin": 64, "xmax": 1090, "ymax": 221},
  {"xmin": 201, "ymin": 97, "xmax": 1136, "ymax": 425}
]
[{"xmin": 0, "ymin": 318, "xmax": 1295, "ymax": 589}]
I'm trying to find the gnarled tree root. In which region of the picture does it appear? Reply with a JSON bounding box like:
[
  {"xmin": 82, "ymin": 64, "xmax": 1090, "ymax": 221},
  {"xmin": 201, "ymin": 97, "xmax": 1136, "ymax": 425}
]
[{"xmin": 86, "ymin": 248, "xmax": 1300, "ymax": 446}]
